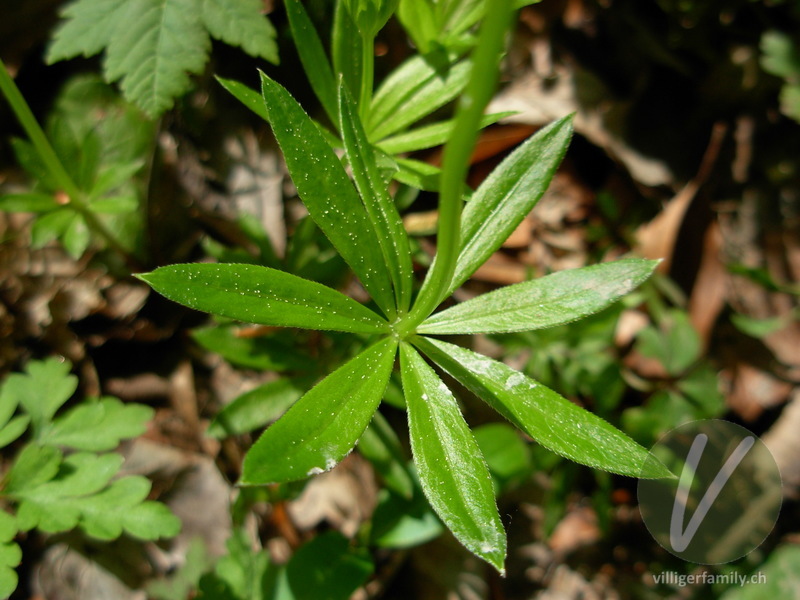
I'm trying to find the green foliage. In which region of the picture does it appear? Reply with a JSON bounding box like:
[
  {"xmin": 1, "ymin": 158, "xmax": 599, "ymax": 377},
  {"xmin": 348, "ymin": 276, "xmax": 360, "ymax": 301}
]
[
  {"xmin": 761, "ymin": 30, "xmax": 800, "ymax": 123},
  {"xmin": 0, "ymin": 358, "xmax": 180, "ymax": 598},
  {"xmin": 0, "ymin": 67, "xmax": 153, "ymax": 261},
  {"xmin": 140, "ymin": 0, "xmax": 670, "ymax": 573},
  {"xmin": 47, "ymin": 0, "xmax": 278, "ymax": 116}
]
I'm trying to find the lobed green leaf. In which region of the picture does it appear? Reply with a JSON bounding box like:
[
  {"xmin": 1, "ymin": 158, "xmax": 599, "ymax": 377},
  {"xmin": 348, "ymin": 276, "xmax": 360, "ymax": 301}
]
[
  {"xmin": 339, "ymin": 82, "xmax": 413, "ymax": 313},
  {"xmin": 399, "ymin": 343, "xmax": 506, "ymax": 573},
  {"xmin": 259, "ymin": 73, "xmax": 397, "ymax": 318},
  {"xmin": 2, "ymin": 358, "xmax": 77, "ymax": 436},
  {"xmin": 414, "ymin": 336, "xmax": 673, "ymax": 479},
  {"xmin": 45, "ymin": 397, "xmax": 153, "ymax": 451},
  {"xmin": 419, "ymin": 259, "xmax": 659, "ymax": 334},
  {"xmin": 138, "ymin": 263, "xmax": 389, "ymax": 334},
  {"xmin": 201, "ymin": 0, "xmax": 278, "ymax": 63},
  {"xmin": 240, "ymin": 338, "xmax": 397, "ymax": 485}
]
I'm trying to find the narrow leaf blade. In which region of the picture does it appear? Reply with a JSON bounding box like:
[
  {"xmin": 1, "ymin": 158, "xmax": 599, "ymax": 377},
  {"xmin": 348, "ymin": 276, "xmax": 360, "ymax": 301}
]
[
  {"xmin": 137, "ymin": 263, "xmax": 389, "ymax": 334},
  {"xmin": 449, "ymin": 115, "xmax": 573, "ymax": 296},
  {"xmin": 420, "ymin": 259, "xmax": 659, "ymax": 334},
  {"xmin": 216, "ymin": 76, "xmax": 269, "ymax": 121},
  {"xmin": 285, "ymin": 0, "xmax": 338, "ymax": 124},
  {"xmin": 399, "ymin": 343, "xmax": 506, "ymax": 573},
  {"xmin": 414, "ymin": 336, "xmax": 672, "ymax": 479},
  {"xmin": 339, "ymin": 82, "xmax": 413, "ymax": 313},
  {"xmin": 368, "ymin": 55, "xmax": 471, "ymax": 141},
  {"xmin": 240, "ymin": 338, "xmax": 397, "ymax": 485},
  {"xmin": 377, "ymin": 112, "xmax": 515, "ymax": 155},
  {"xmin": 260, "ymin": 73, "xmax": 397, "ymax": 318}
]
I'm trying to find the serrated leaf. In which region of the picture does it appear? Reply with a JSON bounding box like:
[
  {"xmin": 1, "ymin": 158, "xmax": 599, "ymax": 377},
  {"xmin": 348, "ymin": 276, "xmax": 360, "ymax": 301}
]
[
  {"xmin": 286, "ymin": 0, "xmax": 338, "ymax": 124},
  {"xmin": 201, "ymin": 0, "xmax": 278, "ymax": 62},
  {"xmin": 399, "ymin": 343, "xmax": 506, "ymax": 573},
  {"xmin": 377, "ymin": 111, "xmax": 514, "ymax": 155},
  {"xmin": 241, "ymin": 338, "xmax": 397, "ymax": 485},
  {"xmin": 419, "ymin": 259, "xmax": 658, "ymax": 334},
  {"xmin": 207, "ymin": 377, "xmax": 311, "ymax": 438},
  {"xmin": 339, "ymin": 82, "xmax": 413, "ymax": 313},
  {"xmin": 3, "ymin": 358, "xmax": 77, "ymax": 436},
  {"xmin": 47, "ymin": 0, "xmax": 127, "ymax": 62},
  {"xmin": 368, "ymin": 55, "xmax": 471, "ymax": 140},
  {"xmin": 102, "ymin": 0, "xmax": 211, "ymax": 116},
  {"xmin": 414, "ymin": 336, "xmax": 673, "ymax": 479},
  {"xmin": 45, "ymin": 397, "xmax": 153, "ymax": 451},
  {"xmin": 259, "ymin": 73, "xmax": 397, "ymax": 317},
  {"xmin": 138, "ymin": 263, "xmax": 389, "ymax": 334},
  {"xmin": 0, "ymin": 193, "xmax": 59, "ymax": 213}
]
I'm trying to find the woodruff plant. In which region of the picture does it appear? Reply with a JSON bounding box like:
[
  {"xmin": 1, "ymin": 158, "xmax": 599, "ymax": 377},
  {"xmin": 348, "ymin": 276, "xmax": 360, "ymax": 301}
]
[{"xmin": 140, "ymin": 0, "xmax": 670, "ymax": 573}]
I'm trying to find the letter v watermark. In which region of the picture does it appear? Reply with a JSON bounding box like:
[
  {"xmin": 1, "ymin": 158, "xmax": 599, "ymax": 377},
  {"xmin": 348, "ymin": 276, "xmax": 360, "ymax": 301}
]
[{"xmin": 670, "ymin": 433, "xmax": 755, "ymax": 552}]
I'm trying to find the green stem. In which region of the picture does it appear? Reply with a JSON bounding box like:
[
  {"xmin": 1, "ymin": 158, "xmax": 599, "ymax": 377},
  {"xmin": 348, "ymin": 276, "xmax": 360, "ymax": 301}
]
[
  {"xmin": 359, "ymin": 32, "xmax": 375, "ymax": 121},
  {"xmin": 0, "ymin": 58, "xmax": 140, "ymax": 269},
  {"xmin": 397, "ymin": 0, "xmax": 515, "ymax": 336}
]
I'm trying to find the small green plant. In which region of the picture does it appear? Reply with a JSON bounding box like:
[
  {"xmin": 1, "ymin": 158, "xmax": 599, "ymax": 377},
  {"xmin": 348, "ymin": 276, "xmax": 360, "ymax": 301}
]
[
  {"xmin": 139, "ymin": 0, "xmax": 669, "ymax": 573},
  {"xmin": 0, "ymin": 358, "xmax": 181, "ymax": 597},
  {"xmin": 46, "ymin": 0, "xmax": 279, "ymax": 116},
  {"xmin": 0, "ymin": 62, "xmax": 151, "ymax": 267}
]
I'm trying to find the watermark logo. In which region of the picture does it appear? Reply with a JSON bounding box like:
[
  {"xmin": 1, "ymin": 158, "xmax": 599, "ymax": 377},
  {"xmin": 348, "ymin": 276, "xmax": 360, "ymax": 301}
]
[{"xmin": 638, "ymin": 420, "xmax": 782, "ymax": 564}]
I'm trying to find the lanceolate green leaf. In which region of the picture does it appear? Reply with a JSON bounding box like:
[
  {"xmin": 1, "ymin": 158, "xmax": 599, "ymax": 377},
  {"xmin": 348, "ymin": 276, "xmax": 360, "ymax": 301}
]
[
  {"xmin": 259, "ymin": 73, "xmax": 397, "ymax": 318},
  {"xmin": 216, "ymin": 77, "xmax": 269, "ymax": 121},
  {"xmin": 200, "ymin": 0, "xmax": 278, "ymax": 63},
  {"xmin": 241, "ymin": 338, "xmax": 397, "ymax": 485},
  {"xmin": 286, "ymin": 0, "xmax": 338, "ymax": 124},
  {"xmin": 368, "ymin": 56, "xmax": 471, "ymax": 140},
  {"xmin": 339, "ymin": 82, "xmax": 413, "ymax": 313},
  {"xmin": 448, "ymin": 115, "xmax": 573, "ymax": 298},
  {"xmin": 137, "ymin": 263, "xmax": 389, "ymax": 334},
  {"xmin": 419, "ymin": 259, "xmax": 659, "ymax": 334},
  {"xmin": 399, "ymin": 343, "xmax": 506, "ymax": 573},
  {"xmin": 413, "ymin": 336, "xmax": 672, "ymax": 479}
]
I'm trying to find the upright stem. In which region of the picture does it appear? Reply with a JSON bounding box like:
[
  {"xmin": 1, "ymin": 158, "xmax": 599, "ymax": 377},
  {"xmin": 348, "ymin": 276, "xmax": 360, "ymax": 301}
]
[
  {"xmin": 359, "ymin": 33, "xmax": 375, "ymax": 122},
  {"xmin": 397, "ymin": 0, "xmax": 515, "ymax": 335},
  {"xmin": 0, "ymin": 59, "xmax": 140, "ymax": 269}
]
